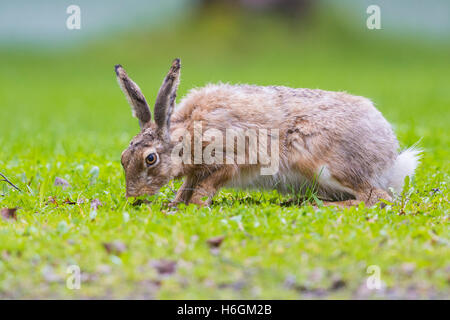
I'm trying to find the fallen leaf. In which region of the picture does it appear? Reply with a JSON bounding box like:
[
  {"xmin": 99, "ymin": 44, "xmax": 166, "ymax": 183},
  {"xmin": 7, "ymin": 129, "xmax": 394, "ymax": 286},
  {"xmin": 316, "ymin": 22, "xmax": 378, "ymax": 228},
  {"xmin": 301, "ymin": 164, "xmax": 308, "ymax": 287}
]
[
  {"xmin": 330, "ymin": 276, "xmax": 346, "ymax": 291},
  {"xmin": 54, "ymin": 177, "xmax": 70, "ymax": 189},
  {"xmin": 206, "ymin": 235, "xmax": 225, "ymax": 248},
  {"xmin": 64, "ymin": 198, "xmax": 76, "ymax": 205},
  {"xmin": 1, "ymin": 208, "xmax": 18, "ymax": 220},
  {"xmin": 150, "ymin": 259, "xmax": 177, "ymax": 275},
  {"xmin": 91, "ymin": 198, "xmax": 102, "ymax": 211},
  {"xmin": 47, "ymin": 196, "xmax": 58, "ymax": 206},
  {"xmin": 103, "ymin": 241, "xmax": 127, "ymax": 255}
]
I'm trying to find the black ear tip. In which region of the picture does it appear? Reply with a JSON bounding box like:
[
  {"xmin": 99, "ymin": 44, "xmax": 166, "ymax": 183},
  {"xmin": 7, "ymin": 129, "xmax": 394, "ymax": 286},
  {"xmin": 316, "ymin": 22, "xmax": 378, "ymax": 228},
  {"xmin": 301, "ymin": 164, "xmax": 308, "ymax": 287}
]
[
  {"xmin": 172, "ymin": 58, "xmax": 181, "ymax": 67},
  {"xmin": 114, "ymin": 64, "xmax": 123, "ymax": 75}
]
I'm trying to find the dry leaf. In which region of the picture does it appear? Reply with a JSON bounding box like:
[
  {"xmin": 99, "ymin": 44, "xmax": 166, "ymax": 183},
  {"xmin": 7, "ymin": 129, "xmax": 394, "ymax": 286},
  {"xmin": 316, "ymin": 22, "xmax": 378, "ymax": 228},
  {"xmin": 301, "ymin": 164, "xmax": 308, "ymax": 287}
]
[
  {"xmin": 46, "ymin": 196, "xmax": 58, "ymax": 206},
  {"xmin": 1, "ymin": 208, "xmax": 18, "ymax": 220},
  {"xmin": 150, "ymin": 259, "xmax": 177, "ymax": 275},
  {"xmin": 102, "ymin": 241, "xmax": 127, "ymax": 255},
  {"xmin": 207, "ymin": 235, "xmax": 225, "ymax": 248},
  {"xmin": 330, "ymin": 275, "xmax": 346, "ymax": 291},
  {"xmin": 64, "ymin": 198, "xmax": 76, "ymax": 205}
]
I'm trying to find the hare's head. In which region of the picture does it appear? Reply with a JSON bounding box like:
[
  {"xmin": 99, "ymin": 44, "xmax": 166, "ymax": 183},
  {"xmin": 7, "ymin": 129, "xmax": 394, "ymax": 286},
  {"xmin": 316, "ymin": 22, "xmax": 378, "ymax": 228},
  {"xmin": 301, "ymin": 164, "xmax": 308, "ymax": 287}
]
[{"xmin": 115, "ymin": 59, "xmax": 181, "ymax": 197}]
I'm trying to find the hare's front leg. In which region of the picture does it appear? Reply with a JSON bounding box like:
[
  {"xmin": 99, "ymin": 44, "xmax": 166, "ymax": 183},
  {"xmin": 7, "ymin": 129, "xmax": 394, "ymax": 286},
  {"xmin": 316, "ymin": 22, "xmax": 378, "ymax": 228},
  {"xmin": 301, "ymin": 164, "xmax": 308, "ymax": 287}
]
[
  {"xmin": 169, "ymin": 178, "xmax": 195, "ymax": 207},
  {"xmin": 189, "ymin": 167, "xmax": 236, "ymax": 207}
]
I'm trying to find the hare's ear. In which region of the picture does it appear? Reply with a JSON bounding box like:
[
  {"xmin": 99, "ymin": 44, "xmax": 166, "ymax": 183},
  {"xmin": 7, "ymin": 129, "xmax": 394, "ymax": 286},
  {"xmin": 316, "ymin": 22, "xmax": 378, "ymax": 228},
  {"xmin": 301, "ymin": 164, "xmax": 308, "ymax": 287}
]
[
  {"xmin": 115, "ymin": 65, "xmax": 152, "ymax": 129},
  {"xmin": 154, "ymin": 58, "xmax": 181, "ymax": 140}
]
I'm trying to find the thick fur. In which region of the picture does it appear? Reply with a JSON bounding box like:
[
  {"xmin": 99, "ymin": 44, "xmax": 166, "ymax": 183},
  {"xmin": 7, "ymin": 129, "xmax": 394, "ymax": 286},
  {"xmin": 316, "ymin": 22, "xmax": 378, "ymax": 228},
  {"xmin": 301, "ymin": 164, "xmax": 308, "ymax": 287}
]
[{"xmin": 117, "ymin": 60, "xmax": 421, "ymax": 207}]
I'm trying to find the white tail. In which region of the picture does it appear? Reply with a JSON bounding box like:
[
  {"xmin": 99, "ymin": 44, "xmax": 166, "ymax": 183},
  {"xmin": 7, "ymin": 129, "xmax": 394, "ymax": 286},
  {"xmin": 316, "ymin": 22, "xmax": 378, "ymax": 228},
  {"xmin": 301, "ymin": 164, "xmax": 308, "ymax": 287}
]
[{"xmin": 384, "ymin": 146, "xmax": 422, "ymax": 194}]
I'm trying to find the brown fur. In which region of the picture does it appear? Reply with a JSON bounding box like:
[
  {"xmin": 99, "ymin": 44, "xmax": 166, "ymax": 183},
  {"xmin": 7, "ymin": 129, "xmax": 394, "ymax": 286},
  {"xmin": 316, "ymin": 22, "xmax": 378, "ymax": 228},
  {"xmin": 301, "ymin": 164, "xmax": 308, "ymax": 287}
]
[{"xmin": 116, "ymin": 59, "xmax": 420, "ymax": 207}]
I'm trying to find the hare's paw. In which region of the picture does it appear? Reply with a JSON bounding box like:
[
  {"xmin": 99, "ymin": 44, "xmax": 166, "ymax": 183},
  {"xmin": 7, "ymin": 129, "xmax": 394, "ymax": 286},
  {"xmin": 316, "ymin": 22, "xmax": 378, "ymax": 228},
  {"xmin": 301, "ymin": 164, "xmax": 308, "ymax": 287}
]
[
  {"xmin": 168, "ymin": 200, "xmax": 183, "ymax": 208},
  {"xmin": 188, "ymin": 197, "xmax": 211, "ymax": 208}
]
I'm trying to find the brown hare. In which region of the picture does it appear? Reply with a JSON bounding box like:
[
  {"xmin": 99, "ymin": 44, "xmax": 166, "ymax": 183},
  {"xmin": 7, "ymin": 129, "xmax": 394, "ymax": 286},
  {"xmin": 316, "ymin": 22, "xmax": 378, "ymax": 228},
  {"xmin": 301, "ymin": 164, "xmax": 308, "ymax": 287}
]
[{"xmin": 116, "ymin": 59, "xmax": 420, "ymax": 207}]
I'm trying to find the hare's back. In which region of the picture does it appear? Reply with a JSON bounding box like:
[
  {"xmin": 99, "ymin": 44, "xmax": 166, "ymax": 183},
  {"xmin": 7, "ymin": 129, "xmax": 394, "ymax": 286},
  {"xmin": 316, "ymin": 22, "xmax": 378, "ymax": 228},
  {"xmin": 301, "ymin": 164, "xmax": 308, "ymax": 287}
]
[
  {"xmin": 174, "ymin": 84, "xmax": 287, "ymax": 127},
  {"xmin": 173, "ymin": 83, "xmax": 382, "ymax": 131}
]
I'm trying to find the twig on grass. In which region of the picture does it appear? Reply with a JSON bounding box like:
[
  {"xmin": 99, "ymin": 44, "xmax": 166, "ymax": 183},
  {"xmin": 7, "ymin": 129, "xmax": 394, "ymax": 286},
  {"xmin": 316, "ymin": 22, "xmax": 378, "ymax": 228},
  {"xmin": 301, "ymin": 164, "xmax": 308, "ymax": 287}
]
[{"xmin": 0, "ymin": 172, "xmax": 22, "ymax": 192}]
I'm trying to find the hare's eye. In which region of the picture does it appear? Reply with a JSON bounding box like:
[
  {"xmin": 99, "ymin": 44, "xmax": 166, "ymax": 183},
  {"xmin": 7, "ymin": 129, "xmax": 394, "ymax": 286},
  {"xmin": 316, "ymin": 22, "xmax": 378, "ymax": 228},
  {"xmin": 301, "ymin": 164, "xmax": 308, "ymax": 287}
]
[{"xmin": 145, "ymin": 153, "xmax": 158, "ymax": 166}]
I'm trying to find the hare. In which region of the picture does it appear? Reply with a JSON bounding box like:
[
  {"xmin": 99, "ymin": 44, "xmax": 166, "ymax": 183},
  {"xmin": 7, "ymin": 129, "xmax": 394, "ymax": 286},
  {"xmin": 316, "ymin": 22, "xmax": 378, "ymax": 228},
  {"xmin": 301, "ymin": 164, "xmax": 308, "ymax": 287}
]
[{"xmin": 116, "ymin": 59, "xmax": 420, "ymax": 207}]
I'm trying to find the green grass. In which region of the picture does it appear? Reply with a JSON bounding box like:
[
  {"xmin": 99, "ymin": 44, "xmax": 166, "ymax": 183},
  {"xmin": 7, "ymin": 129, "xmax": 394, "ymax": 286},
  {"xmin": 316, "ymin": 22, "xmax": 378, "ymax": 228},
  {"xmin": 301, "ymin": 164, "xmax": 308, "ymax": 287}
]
[{"xmin": 0, "ymin": 11, "xmax": 449, "ymax": 299}]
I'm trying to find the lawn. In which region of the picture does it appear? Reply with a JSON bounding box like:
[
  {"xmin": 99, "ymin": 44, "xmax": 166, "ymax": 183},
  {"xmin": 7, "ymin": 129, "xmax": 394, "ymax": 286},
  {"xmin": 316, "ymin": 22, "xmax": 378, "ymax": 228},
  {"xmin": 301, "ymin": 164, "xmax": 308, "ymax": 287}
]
[{"xmin": 0, "ymin": 11, "xmax": 449, "ymax": 299}]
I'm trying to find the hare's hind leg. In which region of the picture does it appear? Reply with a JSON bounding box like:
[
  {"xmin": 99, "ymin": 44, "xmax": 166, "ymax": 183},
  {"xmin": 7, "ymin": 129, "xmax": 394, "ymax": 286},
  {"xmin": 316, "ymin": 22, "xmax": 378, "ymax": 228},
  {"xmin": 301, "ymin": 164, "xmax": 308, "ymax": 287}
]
[
  {"xmin": 315, "ymin": 165, "xmax": 392, "ymax": 207},
  {"xmin": 322, "ymin": 188, "xmax": 392, "ymax": 208},
  {"xmin": 358, "ymin": 188, "xmax": 392, "ymax": 207}
]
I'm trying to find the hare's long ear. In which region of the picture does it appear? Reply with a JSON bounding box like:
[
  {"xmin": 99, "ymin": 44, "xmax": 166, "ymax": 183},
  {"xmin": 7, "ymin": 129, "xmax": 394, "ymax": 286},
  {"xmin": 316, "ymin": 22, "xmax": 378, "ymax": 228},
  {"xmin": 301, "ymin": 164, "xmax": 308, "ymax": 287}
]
[
  {"xmin": 115, "ymin": 65, "xmax": 152, "ymax": 129},
  {"xmin": 154, "ymin": 58, "xmax": 181, "ymax": 140}
]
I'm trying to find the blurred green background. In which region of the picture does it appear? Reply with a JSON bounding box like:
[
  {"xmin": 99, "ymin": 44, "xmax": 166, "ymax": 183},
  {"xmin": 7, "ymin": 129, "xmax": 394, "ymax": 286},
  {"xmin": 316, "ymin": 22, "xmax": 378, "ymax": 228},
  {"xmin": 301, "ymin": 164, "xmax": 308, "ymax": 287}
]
[
  {"xmin": 1, "ymin": 0, "xmax": 449, "ymax": 152},
  {"xmin": 0, "ymin": 0, "xmax": 449, "ymax": 299}
]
